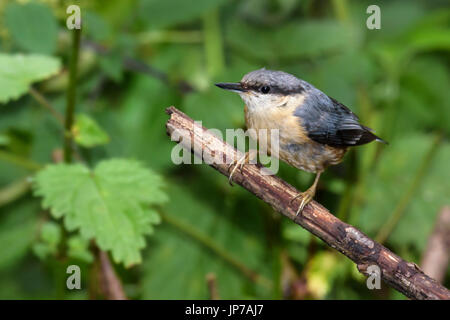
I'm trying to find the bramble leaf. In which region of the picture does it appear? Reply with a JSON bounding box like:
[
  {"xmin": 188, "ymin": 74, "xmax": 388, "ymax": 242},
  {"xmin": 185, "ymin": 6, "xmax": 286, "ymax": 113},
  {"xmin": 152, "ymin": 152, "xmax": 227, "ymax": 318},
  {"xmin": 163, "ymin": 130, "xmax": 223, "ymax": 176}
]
[{"xmin": 33, "ymin": 159, "xmax": 167, "ymax": 267}]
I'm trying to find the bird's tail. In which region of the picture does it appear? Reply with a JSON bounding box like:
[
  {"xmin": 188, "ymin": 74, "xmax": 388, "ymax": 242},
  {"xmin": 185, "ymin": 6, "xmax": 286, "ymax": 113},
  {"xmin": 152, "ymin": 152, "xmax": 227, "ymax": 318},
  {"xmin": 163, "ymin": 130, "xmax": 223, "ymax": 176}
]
[{"xmin": 362, "ymin": 126, "xmax": 388, "ymax": 145}]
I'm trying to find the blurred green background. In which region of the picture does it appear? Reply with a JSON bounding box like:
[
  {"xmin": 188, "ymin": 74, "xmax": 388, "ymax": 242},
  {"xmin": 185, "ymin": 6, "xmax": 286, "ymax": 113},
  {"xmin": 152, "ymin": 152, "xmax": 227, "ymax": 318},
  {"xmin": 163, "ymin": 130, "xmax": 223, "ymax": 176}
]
[{"xmin": 0, "ymin": 0, "xmax": 449, "ymax": 299}]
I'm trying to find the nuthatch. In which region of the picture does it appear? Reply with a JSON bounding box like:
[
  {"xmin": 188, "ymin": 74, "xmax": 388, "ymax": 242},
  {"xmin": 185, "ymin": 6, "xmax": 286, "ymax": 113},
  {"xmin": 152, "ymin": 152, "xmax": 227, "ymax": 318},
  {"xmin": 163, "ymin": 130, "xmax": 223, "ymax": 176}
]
[{"xmin": 216, "ymin": 69, "xmax": 386, "ymax": 215}]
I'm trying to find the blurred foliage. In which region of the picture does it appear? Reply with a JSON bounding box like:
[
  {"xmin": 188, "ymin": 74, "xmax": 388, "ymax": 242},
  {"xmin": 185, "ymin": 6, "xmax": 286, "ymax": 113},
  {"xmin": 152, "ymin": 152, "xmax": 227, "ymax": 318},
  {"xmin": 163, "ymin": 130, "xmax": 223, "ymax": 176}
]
[{"xmin": 0, "ymin": 0, "xmax": 449, "ymax": 300}]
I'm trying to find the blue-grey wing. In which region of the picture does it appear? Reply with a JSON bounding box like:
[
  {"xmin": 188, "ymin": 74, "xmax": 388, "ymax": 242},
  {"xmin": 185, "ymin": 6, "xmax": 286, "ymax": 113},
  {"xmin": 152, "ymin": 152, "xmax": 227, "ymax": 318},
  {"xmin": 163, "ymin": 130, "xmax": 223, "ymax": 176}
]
[{"xmin": 294, "ymin": 90, "xmax": 385, "ymax": 147}]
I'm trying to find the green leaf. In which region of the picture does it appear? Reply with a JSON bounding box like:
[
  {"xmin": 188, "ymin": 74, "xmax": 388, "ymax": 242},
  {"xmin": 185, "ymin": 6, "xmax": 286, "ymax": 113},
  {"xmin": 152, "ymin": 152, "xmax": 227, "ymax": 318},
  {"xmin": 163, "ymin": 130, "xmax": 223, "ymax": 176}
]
[
  {"xmin": 111, "ymin": 75, "xmax": 181, "ymax": 172},
  {"xmin": 306, "ymin": 251, "xmax": 340, "ymax": 299},
  {"xmin": 0, "ymin": 201, "xmax": 38, "ymax": 271},
  {"xmin": 226, "ymin": 20, "xmax": 359, "ymax": 61},
  {"xmin": 139, "ymin": 0, "xmax": 226, "ymax": 29},
  {"xmin": 67, "ymin": 235, "xmax": 94, "ymax": 263},
  {"xmin": 183, "ymin": 66, "xmax": 256, "ymax": 133},
  {"xmin": 142, "ymin": 185, "xmax": 271, "ymax": 299},
  {"xmin": 4, "ymin": 2, "xmax": 58, "ymax": 54},
  {"xmin": 0, "ymin": 54, "xmax": 61, "ymax": 103},
  {"xmin": 73, "ymin": 113, "xmax": 110, "ymax": 148},
  {"xmin": 83, "ymin": 11, "xmax": 112, "ymax": 42},
  {"xmin": 99, "ymin": 53, "xmax": 123, "ymax": 82},
  {"xmin": 0, "ymin": 134, "xmax": 10, "ymax": 146},
  {"xmin": 398, "ymin": 57, "xmax": 450, "ymax": 134},
  {"xmin": 405, "ymin": 28, "xmax": 450, "ymax": 52},
  {"xmin": 40, "ymin": 221, "xmax": 62, "ymax": 246},
  {"xmin": 33, "ymin": 159, "xmax": 168, "ymax": 267},
  {"xmin": 32, "ymin": 221, "xmax": 61, "ymax": 260},
  {"xmin": 358, "ymin": 134, "xmax": 450, "ymax": 252}
]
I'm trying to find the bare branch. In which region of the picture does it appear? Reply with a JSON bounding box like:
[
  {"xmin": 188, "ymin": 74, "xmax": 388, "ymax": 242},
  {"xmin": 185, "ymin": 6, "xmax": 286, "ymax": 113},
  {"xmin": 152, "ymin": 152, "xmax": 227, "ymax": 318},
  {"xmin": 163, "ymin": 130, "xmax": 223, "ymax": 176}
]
[
  {"xmin": 206, "ymin": 273, "xmax": 220, "ymax": 300},
  {"xmin": 97, "ymin": 249, "xmax": 127, "ymax": 300},
  {"xmin": 421, "ymin": 206, "xmax": 450, "ymax": 283},
  {"xmin": 165, "ymin": 106, "xmax": 450, "ymax": 300}
]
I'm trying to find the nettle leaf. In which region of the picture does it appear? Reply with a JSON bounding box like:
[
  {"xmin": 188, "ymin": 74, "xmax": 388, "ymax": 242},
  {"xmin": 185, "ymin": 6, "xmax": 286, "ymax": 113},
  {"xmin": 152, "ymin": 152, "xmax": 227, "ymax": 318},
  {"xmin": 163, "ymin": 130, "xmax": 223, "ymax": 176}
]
[
  {"xmin": 72, "ymin": 113, "xmax": 110, "ymax": 148},
  {"xmin": 0, "ymin": 54, "xmax": 61, "ymax": 103},
  {"xmin": 33, "ymin": 159, "xmax": 168, "ymax": 267}
]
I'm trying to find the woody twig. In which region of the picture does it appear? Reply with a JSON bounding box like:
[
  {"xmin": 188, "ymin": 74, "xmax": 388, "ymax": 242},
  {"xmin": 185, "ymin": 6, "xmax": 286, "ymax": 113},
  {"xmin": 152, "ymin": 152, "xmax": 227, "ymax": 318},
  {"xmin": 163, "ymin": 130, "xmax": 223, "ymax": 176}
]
[{"xmin": 165, "ymin": 106, "xmax": 450, "ymax": 300}]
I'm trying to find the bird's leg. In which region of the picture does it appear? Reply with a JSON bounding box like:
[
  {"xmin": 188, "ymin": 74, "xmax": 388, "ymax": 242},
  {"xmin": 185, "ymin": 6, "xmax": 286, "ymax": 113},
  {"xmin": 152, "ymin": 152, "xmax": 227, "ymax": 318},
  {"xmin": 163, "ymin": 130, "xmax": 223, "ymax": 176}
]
[
  {"xmin": 227, "ymin": 150, "xmax": 258, "ymax": 186},
  {"xmin": 290, "ymin": 171, "xmax": 322, "ymax": 217}
]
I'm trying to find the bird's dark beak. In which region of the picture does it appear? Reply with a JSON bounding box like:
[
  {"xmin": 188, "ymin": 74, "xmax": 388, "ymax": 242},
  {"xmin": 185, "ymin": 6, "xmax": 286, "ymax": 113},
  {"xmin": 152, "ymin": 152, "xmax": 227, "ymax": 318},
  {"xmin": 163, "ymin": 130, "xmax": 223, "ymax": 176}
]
[{"xmin": 215, "ymin": 82, "xmax": 246, "ymax": 93}]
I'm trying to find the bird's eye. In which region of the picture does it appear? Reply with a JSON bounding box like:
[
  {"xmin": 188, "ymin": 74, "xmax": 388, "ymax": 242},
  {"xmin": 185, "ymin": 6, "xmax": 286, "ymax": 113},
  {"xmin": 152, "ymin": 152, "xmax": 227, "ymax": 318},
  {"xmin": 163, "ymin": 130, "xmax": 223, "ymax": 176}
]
[{"xmin": 260, "ymin": 86, "xmax": 270, "ymax": 94}]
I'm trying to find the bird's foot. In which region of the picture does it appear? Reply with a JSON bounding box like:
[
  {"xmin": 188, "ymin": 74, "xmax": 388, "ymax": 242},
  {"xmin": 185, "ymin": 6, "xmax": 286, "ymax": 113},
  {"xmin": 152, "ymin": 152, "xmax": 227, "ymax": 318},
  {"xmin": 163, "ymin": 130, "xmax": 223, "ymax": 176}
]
[
  {"xmin": 227, "ymin": 150, "xmax": 257, "ymax": 186},
  {"xmin": 290, "ymin": 188, "xmax": 316, "ymax": 217}
]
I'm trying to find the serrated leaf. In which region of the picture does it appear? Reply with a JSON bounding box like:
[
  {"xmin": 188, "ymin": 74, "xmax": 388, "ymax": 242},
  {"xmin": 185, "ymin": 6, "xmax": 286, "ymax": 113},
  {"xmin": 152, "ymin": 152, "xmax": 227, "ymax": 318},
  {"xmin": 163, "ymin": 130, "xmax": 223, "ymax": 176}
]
[
  {"xmin": 33, "ymin": 159, "xmax": 168, "ymax": 267},
  {"xmin": 72, "ymin": 113, "xmax": 110, "ymax": 148},
  {"xmin": 0, "ymin": 54, "xmax": 61, "ymax": 103},
  {"xmin": 4, "ymin": 2, "xmax": 58, "ymax": 54}
]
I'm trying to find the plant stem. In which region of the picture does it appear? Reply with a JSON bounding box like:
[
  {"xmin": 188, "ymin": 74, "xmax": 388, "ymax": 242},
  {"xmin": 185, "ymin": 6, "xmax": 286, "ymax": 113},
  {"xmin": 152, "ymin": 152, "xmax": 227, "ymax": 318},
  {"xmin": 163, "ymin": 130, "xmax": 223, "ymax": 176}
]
[
  {"xmin": 137, "ymin": 30, "xmax": 203, "ymax": 44},
  {"xmin": 64, "ymin": 27, "xmax": 81, "ymax": 163},
  {"xmin": 29, "ymin": 87, "xmax": 64, "ymax": 125},
  {"xmin": 0, "ymin": 150, "xmax": 42, "ymax": 171},
  {"xmin": 203, "ymin": 8, "xmax": 224, "ymax": 77},
  {"xmin": 0, "ymin": 178, "xmax": 31, "ymax": 207},
  {"xmin": 331, "ymin": 0, "xmax": 350, "ymax": 24},
  {"xmin": 375, "ymin": 132, "xmax": 443, "ymax": 244}
]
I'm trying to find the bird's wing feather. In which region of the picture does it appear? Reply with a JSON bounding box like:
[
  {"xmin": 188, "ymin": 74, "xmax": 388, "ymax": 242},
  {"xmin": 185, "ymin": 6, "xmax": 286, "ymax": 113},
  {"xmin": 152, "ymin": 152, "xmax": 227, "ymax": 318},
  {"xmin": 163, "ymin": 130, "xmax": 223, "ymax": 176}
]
[{"xmin": 294, "ymin": 91, "xmax": 385, "ymax": 147}]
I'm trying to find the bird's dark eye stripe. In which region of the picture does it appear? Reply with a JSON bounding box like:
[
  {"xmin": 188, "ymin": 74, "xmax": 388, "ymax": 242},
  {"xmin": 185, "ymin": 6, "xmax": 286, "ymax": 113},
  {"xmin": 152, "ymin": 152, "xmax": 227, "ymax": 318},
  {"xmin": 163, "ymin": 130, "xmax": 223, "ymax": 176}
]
[{"xmin": 247, "ymin": 84, "xmax": 304, "ymax": 94}]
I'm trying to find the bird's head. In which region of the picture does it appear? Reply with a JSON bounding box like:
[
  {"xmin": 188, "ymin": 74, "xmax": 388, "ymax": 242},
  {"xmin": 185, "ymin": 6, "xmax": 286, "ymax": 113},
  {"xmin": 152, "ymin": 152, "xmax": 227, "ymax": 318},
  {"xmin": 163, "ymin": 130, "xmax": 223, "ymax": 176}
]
[{"xmin": 215, "ymin": 69, "xmax": 306, "ymax": 112}]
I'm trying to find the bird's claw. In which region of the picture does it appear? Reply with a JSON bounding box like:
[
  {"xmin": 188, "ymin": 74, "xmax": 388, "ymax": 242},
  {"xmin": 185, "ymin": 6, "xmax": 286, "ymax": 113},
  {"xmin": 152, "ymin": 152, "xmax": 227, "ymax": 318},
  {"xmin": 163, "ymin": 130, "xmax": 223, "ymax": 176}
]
[
  {"xmin": 290, "ymin": 190, "xmax": 314, "ymax": 217},
  {"xmin": 228, "ymin": 151, "xmax": 256, "ymax": 186},
  {"xmin": 228, "ymin": 159, "xmax": 244, "ymax": 186}
]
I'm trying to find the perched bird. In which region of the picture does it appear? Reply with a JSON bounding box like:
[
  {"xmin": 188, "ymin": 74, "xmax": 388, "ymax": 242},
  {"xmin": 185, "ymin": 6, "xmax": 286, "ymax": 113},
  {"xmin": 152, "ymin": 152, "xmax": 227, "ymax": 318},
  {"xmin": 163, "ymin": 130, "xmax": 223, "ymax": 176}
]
[{"xmin": 216, "ymin": 69, "xmax": 386, "ymax": 215}]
